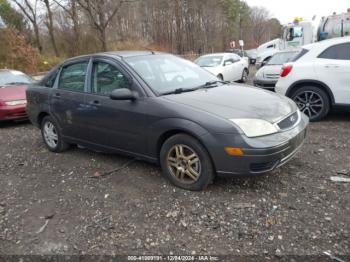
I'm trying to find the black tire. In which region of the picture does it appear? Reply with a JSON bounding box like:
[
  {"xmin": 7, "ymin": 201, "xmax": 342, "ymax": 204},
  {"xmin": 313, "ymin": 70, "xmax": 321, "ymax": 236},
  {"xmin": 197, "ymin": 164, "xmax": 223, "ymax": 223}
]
[
  {"xmin": 291, "ymin": 86, "xmax": 330, "ymax": 122},
  {"xmin": 217, "ymin": 74, "xmax": 224, "ymax": 81},
  {"xmin": 40, "ymin": 116, "xmax": 70, "ymax": 153},
  {"xmin": 160, "ymin": 134, "xmax": 215, "ymax": 191},
  {"xmin": 240, "ymin": 68, "xmax": 249, "ymax": 83}
]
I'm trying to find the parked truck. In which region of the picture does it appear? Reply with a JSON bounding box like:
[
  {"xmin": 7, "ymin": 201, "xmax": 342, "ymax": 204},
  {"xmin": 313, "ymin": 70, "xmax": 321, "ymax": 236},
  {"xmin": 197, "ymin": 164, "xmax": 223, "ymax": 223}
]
[{"xmin": 256, "ymin": 9, "xmax": 350, "ymax": 68}]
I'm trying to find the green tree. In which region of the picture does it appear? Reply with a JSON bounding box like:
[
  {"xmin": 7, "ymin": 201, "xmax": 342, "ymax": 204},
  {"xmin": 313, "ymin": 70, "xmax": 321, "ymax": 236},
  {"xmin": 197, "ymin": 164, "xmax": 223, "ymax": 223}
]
[
  {"xmin": 221, "ymin": 0, "xmax": 240, "ymax": 36},
  {"xmin": 0, "ymin": 0, "xmax": 27, "ymax": 32},
  {"xmin": 268, "ymin": 18, "xmax": 282, "ymax": 39},
  {"xmin": 221, "ymin": 0, "xmax": 250, "ymax": 42}
]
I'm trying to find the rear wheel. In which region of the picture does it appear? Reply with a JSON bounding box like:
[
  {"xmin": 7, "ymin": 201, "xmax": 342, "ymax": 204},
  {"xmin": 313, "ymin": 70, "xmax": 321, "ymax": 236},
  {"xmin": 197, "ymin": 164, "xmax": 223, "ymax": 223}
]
[
  {"xmin": 41, "ymin": 116, "xmax": 70, "ymax": 152},
  {"xmin": 291, "ymin": 86, "xmax": 330, "ymax": 121},
  {"xmin": 160, "ymin": 134, "xmax": 214, "ymax": 191}
]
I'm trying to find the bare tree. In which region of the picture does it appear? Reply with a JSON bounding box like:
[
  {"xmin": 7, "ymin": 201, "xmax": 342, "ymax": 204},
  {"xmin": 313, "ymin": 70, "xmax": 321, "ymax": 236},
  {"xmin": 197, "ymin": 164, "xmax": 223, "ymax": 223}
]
[
  {"xmin": 11, "ymin": 0, "xmax": 282, "ymax": 58},
  {"xmin": 76, "ymin": 0, "xmax": 137, "ymax": 51},
  {"xmin": 42, "ymin": 0, "xmax": 59, "ymax": 56},
  {"xmin": 12, "ymin": 0, "xmax": 42, "ymax": 52},
  {"xmin": 249, "ymin": 6, "xmax": 271, "ymax": 46},
  {"xmin": 53, "ymin": 0, "xmax": 81, "ymax": 55}
]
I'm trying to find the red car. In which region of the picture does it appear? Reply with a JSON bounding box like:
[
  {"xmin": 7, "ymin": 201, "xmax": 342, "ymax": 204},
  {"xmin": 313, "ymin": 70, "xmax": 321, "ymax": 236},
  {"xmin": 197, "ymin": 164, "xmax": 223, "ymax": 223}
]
[{"xmin": 0, "ymin": 69, "xmax": 33, "ymax": 122}]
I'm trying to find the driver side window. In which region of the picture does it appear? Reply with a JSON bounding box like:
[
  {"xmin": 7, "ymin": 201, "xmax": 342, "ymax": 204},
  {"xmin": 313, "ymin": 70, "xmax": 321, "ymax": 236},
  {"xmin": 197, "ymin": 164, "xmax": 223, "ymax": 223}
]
[
  {"xmin": 224, "ymin": 59, "xmax": 234, "ymax": 66},
  {"xmin": 91, "ymin": 61, "xmax": 130, "ymax": 96},
  {"xmin": 231, "ymin": 54, "xmax": 241, "ymax": 62}
]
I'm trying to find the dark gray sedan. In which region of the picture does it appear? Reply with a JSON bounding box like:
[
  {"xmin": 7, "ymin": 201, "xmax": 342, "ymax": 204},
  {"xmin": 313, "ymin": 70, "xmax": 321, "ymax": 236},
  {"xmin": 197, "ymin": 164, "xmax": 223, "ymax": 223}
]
[{"xmin": 26, "ymin": 51, "xmax": 309, "ymax": 191}]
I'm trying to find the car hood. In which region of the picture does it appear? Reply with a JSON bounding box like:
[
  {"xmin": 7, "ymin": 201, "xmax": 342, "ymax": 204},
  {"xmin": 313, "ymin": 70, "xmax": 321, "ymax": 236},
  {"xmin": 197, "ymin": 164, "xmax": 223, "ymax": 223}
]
[
  {"xmin": 163, "ymin": 85, "xmax": 297, "ymax": 123},
  {"xmin": 0, "ymin": 85, "xmax": 27, "ymax": 101}
]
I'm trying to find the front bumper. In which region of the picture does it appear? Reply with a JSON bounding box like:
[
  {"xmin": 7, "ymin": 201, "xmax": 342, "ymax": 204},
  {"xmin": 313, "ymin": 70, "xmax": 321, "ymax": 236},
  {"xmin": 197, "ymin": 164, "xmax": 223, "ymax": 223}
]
[
  {"xmin": 202, "ymin": 113, "xmax": 309, "ymax": 176},
  {"xmin": 0, "ymin": 104, "xmax": 27, "ymax": 121},
  {"xmin": 253, "ymin": 78, "xmax": 277, "ymax": 90}
]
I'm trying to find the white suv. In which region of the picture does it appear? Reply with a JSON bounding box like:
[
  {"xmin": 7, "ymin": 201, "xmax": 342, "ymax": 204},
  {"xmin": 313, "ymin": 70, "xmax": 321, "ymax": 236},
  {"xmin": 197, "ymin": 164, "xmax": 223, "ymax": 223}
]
[{"xmin": 276, "ymin": 37, "xmax": 350, "ymax": 121}]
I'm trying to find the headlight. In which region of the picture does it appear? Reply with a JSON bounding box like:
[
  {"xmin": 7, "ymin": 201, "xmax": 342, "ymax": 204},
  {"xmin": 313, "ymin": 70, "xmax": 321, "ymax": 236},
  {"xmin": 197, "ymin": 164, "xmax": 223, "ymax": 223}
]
[
  {"xmin": 5, "ymin": 100, "xmax": 27, "ymax": 106},
  {"xmin": 255, "ymin": 69, "xmax": 263, "ymax": 78},
  {"xmin": 230, "ymin": 119, "xmax": 279, "ymax": 138}
]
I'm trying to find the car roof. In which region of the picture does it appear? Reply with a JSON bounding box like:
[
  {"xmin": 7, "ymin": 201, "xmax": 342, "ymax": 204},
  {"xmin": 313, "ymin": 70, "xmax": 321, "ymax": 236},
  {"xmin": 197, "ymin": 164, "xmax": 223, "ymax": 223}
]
[
  {"xmin": 274, "ymin": 49, "xmax": 300, "ymax": 54},
  {"xmin": 64, "ymin": 51, "xmax": 166, "ymax": 63},
  {"xmin": 104, "ymin": 51, "xmax": 165, "ymax": 58},
  {"xmin": 303, "ymin": 36, "xmax": 350, "ymax": 50},
  {"xmin": 0, "ymin": 69, "xmax": 26, "ymax": 74},
  {"xmin": 199, "ymin": 53, "xmax": 232, "ymax": 57}
]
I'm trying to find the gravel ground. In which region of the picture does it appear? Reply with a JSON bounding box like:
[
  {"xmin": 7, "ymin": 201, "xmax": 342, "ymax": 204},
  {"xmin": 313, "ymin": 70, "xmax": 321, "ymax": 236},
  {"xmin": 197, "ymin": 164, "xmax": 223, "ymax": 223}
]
[{"xmin": 0, "ymin": 75, "xmax": 349, "ymax": 259}]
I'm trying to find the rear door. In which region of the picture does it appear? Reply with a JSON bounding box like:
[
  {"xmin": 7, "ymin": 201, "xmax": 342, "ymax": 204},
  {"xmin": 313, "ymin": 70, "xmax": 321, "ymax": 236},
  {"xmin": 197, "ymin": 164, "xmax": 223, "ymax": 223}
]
[
  {"xmin": 50, "ymin": 59, "xmax": 91, "ymax": 141},
  {"xmin": 315, "ymin": 42, "xmax": 350, "ymax": 104},
  {"xmin": 84, "ymin": 57, "xmax": 150, "ymax": 155}
]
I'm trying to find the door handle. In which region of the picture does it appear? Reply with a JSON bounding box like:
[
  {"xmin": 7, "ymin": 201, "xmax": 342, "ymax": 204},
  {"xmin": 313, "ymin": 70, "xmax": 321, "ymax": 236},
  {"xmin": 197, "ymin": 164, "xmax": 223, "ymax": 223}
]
[
  {"xmin": 90, "ymin": 100, "xmax": 100, "ymax": 105},
  {"xmin": 54, "ymin": 92, "xmax": 61, "ymax": 97},
  {"xmin": 325, "ymin": 64, "xmax": 340, "ymax": 68}
]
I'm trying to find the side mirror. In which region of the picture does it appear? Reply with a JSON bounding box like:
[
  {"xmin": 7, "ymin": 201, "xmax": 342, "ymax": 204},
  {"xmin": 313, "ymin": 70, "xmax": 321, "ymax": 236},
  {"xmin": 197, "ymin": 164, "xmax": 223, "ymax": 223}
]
[
  {"xmin": 110, "ymin": 88, "xmax": 137, "ymax": 101},
  {"xmin": 224, "ymin": 60, "xmax": 233, "ymax": 66},
  {"xmin": 261, "ymin": 60, "xmax": 269, "ymax": 67}
]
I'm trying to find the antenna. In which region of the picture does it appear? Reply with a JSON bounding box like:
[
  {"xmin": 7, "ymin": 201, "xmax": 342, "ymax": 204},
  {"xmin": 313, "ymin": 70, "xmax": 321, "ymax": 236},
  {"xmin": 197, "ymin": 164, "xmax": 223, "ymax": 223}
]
[{"xmin": 143, "ymin": 46, "xmax": 155, "ymax": 55}]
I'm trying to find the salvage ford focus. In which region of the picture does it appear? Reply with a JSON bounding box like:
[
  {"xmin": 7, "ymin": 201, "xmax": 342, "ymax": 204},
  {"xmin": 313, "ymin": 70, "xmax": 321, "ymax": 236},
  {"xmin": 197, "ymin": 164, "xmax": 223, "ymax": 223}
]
[{"xmin": 26, "ymin": 51, "xmax": 309, "ymax": 191}]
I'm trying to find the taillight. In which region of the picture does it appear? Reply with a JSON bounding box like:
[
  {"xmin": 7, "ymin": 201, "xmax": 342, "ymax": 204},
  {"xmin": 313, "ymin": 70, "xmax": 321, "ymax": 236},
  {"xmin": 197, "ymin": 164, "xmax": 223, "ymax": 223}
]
[{"xmin": 280, "ymin": 64, "xmax": 293, "ymax": 77}]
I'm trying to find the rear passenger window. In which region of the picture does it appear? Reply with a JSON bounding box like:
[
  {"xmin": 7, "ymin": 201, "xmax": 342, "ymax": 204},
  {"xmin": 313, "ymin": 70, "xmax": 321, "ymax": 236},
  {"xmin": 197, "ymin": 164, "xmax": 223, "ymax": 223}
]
[
  {"xmin": 58, "ymin": 62, "xmax": 88, "ymax": 92},
  {"xmin": 41, "ymin": 70, "xmax": 58, "ymax": 88},
  {"xmin": 291, "ymin": 48, "xmax": 309, "ymax": 62},
  {"xmin": 318, "ymin": 43, "xmax": 350, "ymax": 60}
]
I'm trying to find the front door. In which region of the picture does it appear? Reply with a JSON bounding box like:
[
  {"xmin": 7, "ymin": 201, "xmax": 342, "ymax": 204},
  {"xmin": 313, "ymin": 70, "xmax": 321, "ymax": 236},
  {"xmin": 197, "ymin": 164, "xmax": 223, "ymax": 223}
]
[{"xmin": 84, "ymin": 58, "xmax": 150, "ymax": 155}]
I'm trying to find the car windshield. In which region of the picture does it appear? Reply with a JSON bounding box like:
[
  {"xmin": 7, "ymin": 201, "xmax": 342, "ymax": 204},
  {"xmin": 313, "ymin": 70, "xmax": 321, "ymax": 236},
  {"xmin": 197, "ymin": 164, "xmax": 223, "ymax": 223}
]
[
  {"xmin": 125, "ymin": 54, "xmax": 219, "ymax": 95},
  {"xmin": 0, "ymin": 71, "xmax": 33, "ymax": 86},
  {"xmin": 194, "ymin": 55, "xmax": 223, "ymax": 67},
  {"xmin": 267, "ymin": 52, "xmax": 298, "ymax": 65}
]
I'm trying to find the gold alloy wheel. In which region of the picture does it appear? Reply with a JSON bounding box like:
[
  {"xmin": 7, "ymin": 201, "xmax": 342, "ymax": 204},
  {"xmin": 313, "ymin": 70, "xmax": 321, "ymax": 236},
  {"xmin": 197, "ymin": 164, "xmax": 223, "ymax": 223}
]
[{"xmin": 167, "ymin": 144, "xmax": 201, "ymax": 184}]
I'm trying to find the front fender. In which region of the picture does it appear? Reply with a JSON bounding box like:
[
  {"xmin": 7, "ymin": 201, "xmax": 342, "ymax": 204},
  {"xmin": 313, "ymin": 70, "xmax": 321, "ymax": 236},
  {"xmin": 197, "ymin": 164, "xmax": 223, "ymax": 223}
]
[{"xmin": 147, "ymin": 118, "xmax": 210, "ymax": 158}]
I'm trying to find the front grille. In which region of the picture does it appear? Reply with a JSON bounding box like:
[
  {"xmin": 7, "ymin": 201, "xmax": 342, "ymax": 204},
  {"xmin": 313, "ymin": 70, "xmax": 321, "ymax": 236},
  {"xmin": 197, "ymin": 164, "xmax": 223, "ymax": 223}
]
[
  {"xmin": 5, "ymin": 111, "xmax": 27, "ymax": 119},
  {"xmin": 261, "ymin": 83, "xmax": 275, "ymax": 88},
  {"xmin": 277, "ymin": 111, "xmax": 299, "ymax": 130},
  {"xmin": 250, "ymin": 160, "xmax": 279, "ymax": 173},
  {"xmin": 265, "ymin": 73, "xmax": 280, "ymax": 79}
]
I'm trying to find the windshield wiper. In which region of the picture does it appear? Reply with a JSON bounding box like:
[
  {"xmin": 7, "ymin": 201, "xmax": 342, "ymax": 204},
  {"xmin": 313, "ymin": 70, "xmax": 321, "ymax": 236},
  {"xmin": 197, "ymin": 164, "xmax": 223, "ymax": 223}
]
[
  {"xmin": 4, "ymin": 82, "xmax": 30, "ymax": 85},
  {"xmin": 161, "ymin": 87, "xmax": 198, "ymax": 96},
  {"xmin": 161, "ymin": 80, "xmax": 228, "ymax": 96},
  {"xmin": 196, "ymin": 80, "xmax": 228, "ymax": 90}
]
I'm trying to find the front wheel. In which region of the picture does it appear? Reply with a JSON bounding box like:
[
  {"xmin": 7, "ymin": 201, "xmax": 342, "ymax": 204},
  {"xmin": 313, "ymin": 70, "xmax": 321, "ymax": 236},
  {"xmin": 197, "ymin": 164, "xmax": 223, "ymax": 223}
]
[
  {"xmin": 160, "ymin": 134, "xmax": 215, "ymax": 191},
  {"xmin": 291, "ymin": 86, "xmax": 330, "ymax": 121},
  {"xmin": 41, "ymin": 116, "xmax": 70, "ymax": 152}
]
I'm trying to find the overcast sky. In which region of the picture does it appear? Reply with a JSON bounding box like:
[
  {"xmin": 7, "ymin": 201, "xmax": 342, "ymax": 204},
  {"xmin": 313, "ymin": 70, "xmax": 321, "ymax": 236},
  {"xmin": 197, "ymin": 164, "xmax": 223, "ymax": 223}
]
[{"xmin": 244, "ymin": 0, "xmax": 350, "ymax": 24}]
